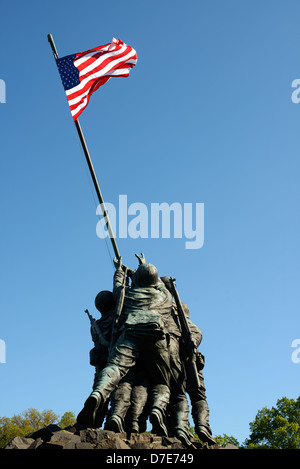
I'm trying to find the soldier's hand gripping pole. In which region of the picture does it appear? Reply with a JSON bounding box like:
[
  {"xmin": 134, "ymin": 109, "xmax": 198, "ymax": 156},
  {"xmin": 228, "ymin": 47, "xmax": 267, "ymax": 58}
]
[
  {"xmin": 169, "ymin": 278, "xmax": 201, "ymax": 392},
  {"xmin": 109, "ymin": 257, "xmax": 128, "ymax": 350}
]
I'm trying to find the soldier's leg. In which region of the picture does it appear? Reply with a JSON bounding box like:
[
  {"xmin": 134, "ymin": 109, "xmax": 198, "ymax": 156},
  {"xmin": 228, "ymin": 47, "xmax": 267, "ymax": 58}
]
[
  {"xmin": 77, "ymin": 332, "xmax": 139, "ymax": 428},
  {"xmin": 148, "ymin": 384, "xmax": 170, "ymax": 436},
  {"xmin": 127, "ymin": 368, "xmax": 149, "ymax": 433},
  {"xmin": 93, "ymin": 365, "xmax": 109, "ymax": 428},
  {"xmin": 164, "ymin": 336, "xmax": 192, "ymax": 445},
  {"xmin": 189, "ymin": 371, "xmax": 215, "ymax": 445},
  {"xmin": 105, "ymin": 368, "xmax": 137, "ymax": 433},
  {"xmin": 143, "ymin": 337, "xmax": 172, "ymax": 436},
  {"xmin": 168, "ymin": 391, "xmax": 192, "ymax": 446}
]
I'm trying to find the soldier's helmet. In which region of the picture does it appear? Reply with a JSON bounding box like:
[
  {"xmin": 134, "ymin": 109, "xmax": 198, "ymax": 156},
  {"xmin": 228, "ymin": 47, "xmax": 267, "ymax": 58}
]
[
  {"xmin": 95, "ymin": 290, "xmax": 116, "ymax": 314},
  {"xmin": 133, "ymin": 263, "xmax": 159, "ymax": 287}
]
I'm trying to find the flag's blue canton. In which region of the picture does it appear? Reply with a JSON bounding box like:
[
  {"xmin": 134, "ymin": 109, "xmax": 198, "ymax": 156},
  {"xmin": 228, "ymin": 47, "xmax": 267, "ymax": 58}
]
[{"xmin": 56, "ymin": 54, "xmax": 80, "ymax": 91}]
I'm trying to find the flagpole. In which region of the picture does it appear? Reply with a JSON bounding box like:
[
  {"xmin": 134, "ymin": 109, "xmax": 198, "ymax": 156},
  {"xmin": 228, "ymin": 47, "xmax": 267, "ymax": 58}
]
[{"xmin": 47, "ymin": 34, "xmax": 120, "ymax": 261}]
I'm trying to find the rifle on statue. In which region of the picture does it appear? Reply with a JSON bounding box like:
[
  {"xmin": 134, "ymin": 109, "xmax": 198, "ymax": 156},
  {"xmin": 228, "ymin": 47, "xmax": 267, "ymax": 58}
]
[
  {"xmin": 169, "ymin": 278, "xmax": 201, "ymax": 392},
  {"xmin": 84, "ymin": 309, "xmax": 109, "ymax": 349}
]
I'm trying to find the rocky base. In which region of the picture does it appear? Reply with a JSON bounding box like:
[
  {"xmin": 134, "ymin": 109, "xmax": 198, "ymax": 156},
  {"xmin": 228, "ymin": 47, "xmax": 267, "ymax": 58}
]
[{"xmin": 4, "ymin": 424, "xmax": 237, "ymax": 450}]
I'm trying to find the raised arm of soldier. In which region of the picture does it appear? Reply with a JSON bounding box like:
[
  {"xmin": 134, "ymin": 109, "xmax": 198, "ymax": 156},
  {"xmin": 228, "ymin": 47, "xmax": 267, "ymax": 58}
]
[
  {"xmin": 113, "ymin": 254, "xmax": 146, "ymax": 296},
  {"xmin": 112, "ymin": 256, "xmax": 126, "ymax": 302},
  {"xmin": 135, "ymin": 252, "xmax": 146, "ymax": 265}
]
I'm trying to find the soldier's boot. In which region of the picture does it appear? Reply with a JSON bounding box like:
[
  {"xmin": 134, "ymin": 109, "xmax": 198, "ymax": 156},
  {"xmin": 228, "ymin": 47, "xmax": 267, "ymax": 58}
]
[
  {"xmin": 81, "ymin": 363, "xmax": 123, "ymax": 429},
  {"xmin": 77, "ymin": 391, "xmax": 103, "ymax": 428},
  {"xmin": 150, "ymin": 408, "xmax": 168, "ymax": 436},
  {"xmin": 128, "ymin": 409, "xmax": 146, "ymax": 434},
  {"xmin": 129, "ymin": 419, "xmax": 140, "ymax": 433},
  {"xmin": 173, "ymin": 399, "xmax": 192, "ymax": 447},
  {"xmin": 126, "ymin": 409, "xmax": 141, "ymax": 434},
  {"xmin": 192, "ymin": 400, "xmax": 216, "ymax": 446},
  {"xmin": 106, "ymin": 383, "xmax": 131, "ymax": 433},
  {"xmin": 94, "ymin": 402, "xmax": 108, "ymax": 429},
  {"xmin": 149, "ymin": 384, "xmax": 170, "ymax": 436},
  {"xmin": 128, "ymin": 385, "xmax": 148, "ymax": 434},
  {"xmin": 106, "ymin": 414, "xmax": 124, "ymax": 433}
]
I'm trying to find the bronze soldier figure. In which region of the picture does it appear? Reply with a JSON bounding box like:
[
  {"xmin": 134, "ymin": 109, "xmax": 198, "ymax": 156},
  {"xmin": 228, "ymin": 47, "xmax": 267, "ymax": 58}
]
[{"xmin": 77, "ymin": 256, "xmax": 173, "ymax": 435}]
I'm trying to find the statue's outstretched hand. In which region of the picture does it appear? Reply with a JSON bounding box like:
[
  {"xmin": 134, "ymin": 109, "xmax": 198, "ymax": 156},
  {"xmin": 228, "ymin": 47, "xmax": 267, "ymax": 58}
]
[
  {"xmin": 135, "ymin": 253, "xmax": 146, "ymax": 265},
  {"xmin": 113, "ymin": 256, "xmax": 122, "ymax": 269}
]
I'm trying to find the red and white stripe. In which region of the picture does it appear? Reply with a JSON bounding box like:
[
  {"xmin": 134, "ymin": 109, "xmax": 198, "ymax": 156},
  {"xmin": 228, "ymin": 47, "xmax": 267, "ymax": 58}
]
[{"xmin": 66, "ymin": 38, "xmax": 137, "ymax": 120}]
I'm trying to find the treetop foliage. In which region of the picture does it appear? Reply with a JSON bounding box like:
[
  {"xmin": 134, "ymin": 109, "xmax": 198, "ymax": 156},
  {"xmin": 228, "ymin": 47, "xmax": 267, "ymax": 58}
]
[
  {"xmin": 244, "ymin": 396, "xmax": 300, "ymax": 449},
  {"xmin": 0, "ymin": 408, "xmax": 76, "ymax": 448}
]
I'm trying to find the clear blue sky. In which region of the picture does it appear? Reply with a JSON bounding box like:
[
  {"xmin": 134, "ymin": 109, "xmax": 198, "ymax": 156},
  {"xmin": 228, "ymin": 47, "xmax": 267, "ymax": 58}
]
[{"xmin": 0, "ymin": 0, "xmax": 299, "ymax": 444}]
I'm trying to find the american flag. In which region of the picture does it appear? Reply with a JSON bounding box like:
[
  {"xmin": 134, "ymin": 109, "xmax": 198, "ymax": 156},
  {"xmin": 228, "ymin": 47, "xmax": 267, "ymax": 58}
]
[{"xmin": 56, "ymin": 38, "xmax": 137, "ymax": 121}]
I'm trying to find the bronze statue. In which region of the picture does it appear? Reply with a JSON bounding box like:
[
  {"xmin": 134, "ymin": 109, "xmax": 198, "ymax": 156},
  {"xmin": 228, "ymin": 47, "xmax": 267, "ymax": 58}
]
[
  {"xmin": 77, "ymin": 253, "xmax": 215, "ymax": 447},
  {"xmin": 77, "ymin": 255, "xmax": 173, "ymax": 436}
]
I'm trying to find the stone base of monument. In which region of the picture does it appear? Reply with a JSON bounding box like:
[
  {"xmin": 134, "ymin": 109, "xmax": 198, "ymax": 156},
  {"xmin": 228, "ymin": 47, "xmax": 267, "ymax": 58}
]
[{"xmin": 4, "ymin": 423, "xmax": 238, "ymax": 450}]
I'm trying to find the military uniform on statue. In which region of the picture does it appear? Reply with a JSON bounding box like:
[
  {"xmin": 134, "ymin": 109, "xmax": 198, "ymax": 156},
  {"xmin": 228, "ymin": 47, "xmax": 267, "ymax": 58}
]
[{"xmin": 77, "ymin": 255, "xmax": 173, "ymax": 436}]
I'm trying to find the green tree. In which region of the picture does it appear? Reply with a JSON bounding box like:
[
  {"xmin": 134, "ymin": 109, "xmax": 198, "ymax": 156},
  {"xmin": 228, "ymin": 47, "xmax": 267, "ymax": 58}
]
[
  {"xmin": 214, "ymin": 434, "xmax": 240, "ymax": 447},
  {"xmin": 245, "ymin": 396, "xmax": 300, "ymax": 449},
  {"xmin": 58, "ymin": 411, "xmax": 76, "ymax": 428},
  {"xmin": 0, "ymin": 408, "xmax": 76, "ymax": 449}
]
